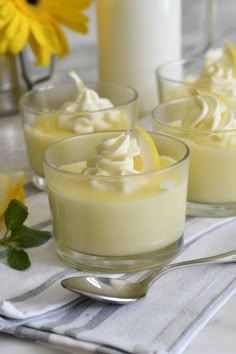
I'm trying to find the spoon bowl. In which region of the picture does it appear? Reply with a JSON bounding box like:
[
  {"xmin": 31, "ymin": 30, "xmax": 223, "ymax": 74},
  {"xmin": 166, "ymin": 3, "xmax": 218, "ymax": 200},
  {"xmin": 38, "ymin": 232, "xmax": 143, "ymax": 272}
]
[
  {"xmin": 61, "ymin": 249, "xmax": 236, "ymax": 304},
  {"xmin": 62, "ymin": 276, "xmax": 146, "ymax": 303}
]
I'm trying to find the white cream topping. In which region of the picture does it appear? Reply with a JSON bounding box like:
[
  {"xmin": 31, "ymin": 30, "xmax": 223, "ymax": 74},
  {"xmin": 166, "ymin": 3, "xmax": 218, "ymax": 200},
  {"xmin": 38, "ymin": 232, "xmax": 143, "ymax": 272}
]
[
  {"xmin": 182, "ymin": 94, "xmax": 236, "ymax": 131},
  {"xmin": 82, "ymin": 132, "xmax": 141, "ymax": 176},
  {"xmin": 197, "ymin": 41, "xmax": 236, "ymax": 95},
  {"xmin": 58, "ymin": 71, "xmax": 120, "ymax": 133}
]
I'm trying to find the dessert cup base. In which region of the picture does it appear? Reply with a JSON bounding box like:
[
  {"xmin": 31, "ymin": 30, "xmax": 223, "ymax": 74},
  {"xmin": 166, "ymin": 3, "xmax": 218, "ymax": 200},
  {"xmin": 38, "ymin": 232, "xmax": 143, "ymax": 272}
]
[
  {"xmin": 187, "ymin": 201, "xmax": 236, "ymax": 217},
  {"xmin": 56, "ymin": 237, "xmax": 183, "ymax": 273},
  {"xmin": 32, "ymin": 174, "xmax": 46, "ymax": 191}
]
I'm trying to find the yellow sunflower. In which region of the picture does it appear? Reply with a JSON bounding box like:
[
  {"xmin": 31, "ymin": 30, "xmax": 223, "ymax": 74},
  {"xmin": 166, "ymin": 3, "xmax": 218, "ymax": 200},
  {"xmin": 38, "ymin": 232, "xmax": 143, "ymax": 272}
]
[{"xmin": 0, "ymin": 0, "xmax": 92, "ymax": 66}]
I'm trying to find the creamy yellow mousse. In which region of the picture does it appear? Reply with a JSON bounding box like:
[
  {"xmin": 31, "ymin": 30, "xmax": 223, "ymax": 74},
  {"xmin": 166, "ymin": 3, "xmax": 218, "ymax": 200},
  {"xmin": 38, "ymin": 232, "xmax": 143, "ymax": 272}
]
[
  {"xmin": 24, "ymin": 71, "xmax": 129, "ymax": 177},
  {"xmin": 161, "ymin": 41, "xmax": 236, "ymax": 109},
  {"xmin": 153, "ymin": 91, "xmax": 236, "ymax": 204},
  {"xmin": 189, "ymin": 41, "xmax": 236, "ymax": 113},
  {"xmin": 194, "ymin": 41, "xmax": 236, "ymax": 96},
  {"xmin": 46, "ymin": 127, "xmax": 188, "ymax": 258}
]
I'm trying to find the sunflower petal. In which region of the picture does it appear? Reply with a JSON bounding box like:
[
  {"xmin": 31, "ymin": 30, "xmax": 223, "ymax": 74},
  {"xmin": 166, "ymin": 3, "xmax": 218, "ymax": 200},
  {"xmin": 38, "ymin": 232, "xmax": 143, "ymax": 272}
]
[
  {"xmin": 29, "ymin": 34, "xmax": 52, "ymax": 66},
  {"xmin": 46, "ymin": 0, "xmax": 92, "ymax": 12},
  {"xmin": 57, "ymin": 14, "xmax": 89, "ymax": 33},
  {"xmin": 1, "ymin": 1, "xmax": 14, "ymax": 18},
  {"xmin": 0, "ymin": 15, "xmax": 11, "ymax": 29},
  {"xmin": 0, "ymin": 29, "xmax": 9, "ymax": 52},
  {"xmin": 9, "ymin": 18, "xmax": 29, "ymax": 53},
  {"xmin": 0, "ymin": 1, "xmax": 13, "ymax": 29},
  {"xmin": 31, "ymin": 21, "xmax": 61, "ymax": 53},
  {"xmin": 5, "ymin": 11, "xmax": 22, "ymax": 40},
  {"xmin": 45, "ymin": 0, "xmax": 92, "ymax": 33},
  {"xmin": 31, "ymin": 19, "xmax": 69, "ymax": 57},
  {"xmin": 50, "ymin": 23, "xmax": 69, "ymax": 56}
]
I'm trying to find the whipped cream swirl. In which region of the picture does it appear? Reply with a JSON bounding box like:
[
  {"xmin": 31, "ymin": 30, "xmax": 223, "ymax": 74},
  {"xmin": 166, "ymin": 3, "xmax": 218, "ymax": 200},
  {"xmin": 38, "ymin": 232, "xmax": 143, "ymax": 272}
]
[
  {"xmin": 82, "ymin": 132, "xmax": 141, "ymax": 176},
  {"xmin": 182, "ymin": 94, "xmax": 236, "ymax": 131},
  {"xmin": 197, "ymin": 41, "xmax": 236, "ymax": 95},
  {"xmin": 58, "ymin": 71, "xmax": 120, "ymax": 133}
]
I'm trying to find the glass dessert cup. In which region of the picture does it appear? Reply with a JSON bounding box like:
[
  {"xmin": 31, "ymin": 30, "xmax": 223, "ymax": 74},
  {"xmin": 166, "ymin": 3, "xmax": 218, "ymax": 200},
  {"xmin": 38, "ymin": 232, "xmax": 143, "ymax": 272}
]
[
  {"xmin": 156, "ymin": 56, "xmax": 236, "ymax": 113},
  {"xmin": 43, "ymin": 131, "xmax": 189, "ymax": 273},
  {"xmin": 152, "ymin": 98, "xmax": 236, "ymax": 217},
  {"xmin": 20, "ymin": 76, "xmax": 138, "ymax": 191},
  {"xmin": 157, "ymin": 57, "xmax": 201, "ymax": 103}
]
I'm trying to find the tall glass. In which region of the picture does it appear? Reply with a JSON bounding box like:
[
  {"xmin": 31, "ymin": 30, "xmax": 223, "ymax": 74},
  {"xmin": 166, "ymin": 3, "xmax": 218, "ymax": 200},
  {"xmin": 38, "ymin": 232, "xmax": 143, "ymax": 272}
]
[
  {"xmin": 20, "ymin": 76, "xmax": 138, "ymax": 190},
  {"xmin": 182, "ymin": 0, "xmax": 214, "ymax": 56},
  {"xmin": 44, "ymin": 131, "xmax": 189, "ymax": 273}
]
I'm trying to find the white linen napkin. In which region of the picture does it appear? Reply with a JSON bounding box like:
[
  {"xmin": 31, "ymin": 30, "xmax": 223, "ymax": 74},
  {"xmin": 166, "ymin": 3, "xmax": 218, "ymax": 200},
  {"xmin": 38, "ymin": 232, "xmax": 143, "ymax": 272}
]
[{"xmin": 0, "ymin": 191, "xmax": 236, "ymax": 354}]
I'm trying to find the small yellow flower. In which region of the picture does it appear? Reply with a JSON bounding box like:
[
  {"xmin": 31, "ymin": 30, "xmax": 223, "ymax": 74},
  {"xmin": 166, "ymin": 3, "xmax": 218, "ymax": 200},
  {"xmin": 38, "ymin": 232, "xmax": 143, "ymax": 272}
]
[{"xmin": 0, "ymin": 0, "xmax": 92, "ymax": 66}]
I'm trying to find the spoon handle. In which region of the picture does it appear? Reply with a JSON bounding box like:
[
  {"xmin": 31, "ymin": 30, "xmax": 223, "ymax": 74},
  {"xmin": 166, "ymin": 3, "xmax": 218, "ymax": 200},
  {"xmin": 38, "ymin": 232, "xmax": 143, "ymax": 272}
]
[{"xmin": 142, "ymin": 249, "xmax": 236, "ymax": 288}]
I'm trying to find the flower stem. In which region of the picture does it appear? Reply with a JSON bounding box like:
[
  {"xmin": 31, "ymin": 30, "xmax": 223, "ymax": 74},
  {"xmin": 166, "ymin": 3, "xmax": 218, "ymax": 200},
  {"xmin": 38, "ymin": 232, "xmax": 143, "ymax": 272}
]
[
  {"xmin": 18, "ymin": 51, "xmax": 33, "ymax": 90},
  {"xmin": 18, "ymin": 51, "xmax": 56, "ymax": 90}
]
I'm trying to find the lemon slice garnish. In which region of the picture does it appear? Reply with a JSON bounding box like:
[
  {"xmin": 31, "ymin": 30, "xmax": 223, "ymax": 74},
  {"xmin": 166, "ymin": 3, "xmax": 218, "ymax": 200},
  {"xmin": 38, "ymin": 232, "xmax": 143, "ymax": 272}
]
[
  {"xmin": 0, "ymin": 171, "xmax": 25, "ymax": 221},
  {"xmin": 196, "ymin": 89, "xmax": 231, "ymax": 108},
  {"xmin": 133, "ymin": 125, "xmax": 160, "ymax": 172},
  {"xmin": 224, "ymin": 40, "xmax": 236, "ymax": 62}
]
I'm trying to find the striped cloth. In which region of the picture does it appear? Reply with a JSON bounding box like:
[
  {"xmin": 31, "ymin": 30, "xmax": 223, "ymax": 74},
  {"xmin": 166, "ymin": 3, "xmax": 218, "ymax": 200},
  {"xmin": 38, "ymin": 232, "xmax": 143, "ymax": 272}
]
[{"xmin": 0, "ymin": 187, "xmax": 236, "ymax": 354}]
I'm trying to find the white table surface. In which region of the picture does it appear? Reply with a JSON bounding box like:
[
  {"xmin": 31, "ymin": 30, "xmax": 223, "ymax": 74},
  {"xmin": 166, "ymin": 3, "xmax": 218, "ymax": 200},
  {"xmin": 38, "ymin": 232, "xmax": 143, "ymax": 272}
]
[{"xmin": 1, "ymin": 2, "xmax": 236, "ymax": 353}]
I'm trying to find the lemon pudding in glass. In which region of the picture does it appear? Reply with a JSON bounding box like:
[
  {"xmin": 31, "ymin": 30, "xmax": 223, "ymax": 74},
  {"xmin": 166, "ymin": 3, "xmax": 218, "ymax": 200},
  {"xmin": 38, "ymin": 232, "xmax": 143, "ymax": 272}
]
[
  {"xmin": 44, "ymin": 127, "xmax": 189, "ymax": 272},
  {"xmin": 152, "ymin": 91, "xmax": 236, "ymax": 216},
  {"xmin": 157, "ymin": 41, "xmax": 236, "ymax": 111},
  {"xmin": 20, "ymin": 71, "xmax": 138, "ymax": 190},
  {"xmin": 193, "ymin": 41, "xmax": 236, "ymax": 96}
]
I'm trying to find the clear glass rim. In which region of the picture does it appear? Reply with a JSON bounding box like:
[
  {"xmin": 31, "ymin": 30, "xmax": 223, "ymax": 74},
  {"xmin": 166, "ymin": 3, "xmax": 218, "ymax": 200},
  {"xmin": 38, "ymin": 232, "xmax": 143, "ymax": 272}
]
[
  {"xmin": 152, "ymin": 97, "xmax": 236, "ymax": 135},
  {"xmin": 156, "ymin": 55, "xmax": 236, "ymax": 99},
  {"xmin": 19, "ymin": 79, "xmax": 139, "ymax": 116},
  {"xmin": 156, "ymin": 56, "xmax": 203, "ymax": 86},
  {"xmin": 43, "ymin": 130, "xmax": 190, "ymax": 180}
]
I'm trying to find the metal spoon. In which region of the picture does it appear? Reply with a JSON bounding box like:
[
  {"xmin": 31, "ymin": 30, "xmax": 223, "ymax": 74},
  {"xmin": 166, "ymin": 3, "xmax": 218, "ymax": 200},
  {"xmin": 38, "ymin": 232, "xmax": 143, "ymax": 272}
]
[{"xmin": 61, "ymin": 249, "xmax": 236, "ymax": 304}]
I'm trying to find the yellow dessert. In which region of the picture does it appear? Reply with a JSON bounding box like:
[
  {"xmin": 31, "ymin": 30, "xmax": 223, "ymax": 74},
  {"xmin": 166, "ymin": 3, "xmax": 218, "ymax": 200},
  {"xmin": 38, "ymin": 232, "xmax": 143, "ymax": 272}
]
[
  {"xmin": 158, "ymin": 41, "xmax": 236, "ymax": 112},
  {"xmin": 195, "ymin": 41, "xmax": 236, "ymax": 95},
  {"xmin": 22, "ymin": 71, "xmax": 130, "ymax": 178},
  {"xmin": 44, "ymin": 128, "xmax": 189, "ymax": 271},
  {"xmin": 152, "ymin": 91, "xmax": 236, "ymax": 205}
]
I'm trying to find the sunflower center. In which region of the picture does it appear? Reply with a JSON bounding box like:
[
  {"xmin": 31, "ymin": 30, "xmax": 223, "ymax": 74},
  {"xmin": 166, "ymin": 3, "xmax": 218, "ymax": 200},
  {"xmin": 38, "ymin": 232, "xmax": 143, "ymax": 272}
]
[{"xmin": 26, "ymin": 0, "xmax": 39, "ymax": 5}]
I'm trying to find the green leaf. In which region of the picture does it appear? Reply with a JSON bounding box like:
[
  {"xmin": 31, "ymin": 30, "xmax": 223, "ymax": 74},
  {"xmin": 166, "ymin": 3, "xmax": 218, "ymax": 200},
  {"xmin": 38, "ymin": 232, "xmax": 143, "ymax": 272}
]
[
  {"xmin": 4, "ymin": 199, "xmax": 28, "ymax": 232},
  {"xmin": 7, "ymin": 247, "xmax": 31, "ymax": 271},
  {"xmin": 10, "ymin": 225, "xmax": 51, "ymax": 248}
]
